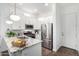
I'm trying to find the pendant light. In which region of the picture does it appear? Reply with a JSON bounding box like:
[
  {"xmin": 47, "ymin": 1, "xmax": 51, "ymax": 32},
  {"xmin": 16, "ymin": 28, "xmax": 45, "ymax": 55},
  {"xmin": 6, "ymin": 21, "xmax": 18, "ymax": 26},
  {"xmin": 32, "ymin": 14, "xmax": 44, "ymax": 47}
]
[
  {"xmin": 6, "ymin": 20, "xmax": 13, "ymax": 24},
  {"xmin": 44, "ymin": 3, "xmax": 48, "ymax": 6},
  {"xmin": 10, "ymin": 3, "xmax": 20, "ymax": 21},
  {"xmin": 6, "ymin": 8, "xmax": 13, "ymax": 24}
]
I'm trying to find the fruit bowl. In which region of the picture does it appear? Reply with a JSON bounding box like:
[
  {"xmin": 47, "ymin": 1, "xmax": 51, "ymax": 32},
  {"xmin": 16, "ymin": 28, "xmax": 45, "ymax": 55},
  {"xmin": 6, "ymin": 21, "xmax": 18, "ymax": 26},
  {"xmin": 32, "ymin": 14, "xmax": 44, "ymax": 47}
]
[{"xmin": 11, "ymin": 39, "xmax": 26, "ymax": 47}]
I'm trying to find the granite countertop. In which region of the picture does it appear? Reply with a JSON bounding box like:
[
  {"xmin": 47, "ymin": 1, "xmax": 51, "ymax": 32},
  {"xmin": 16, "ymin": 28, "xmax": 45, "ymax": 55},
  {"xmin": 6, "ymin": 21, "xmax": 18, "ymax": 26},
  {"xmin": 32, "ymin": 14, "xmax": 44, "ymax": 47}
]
[{"xmin": 4, "ymin": 37, "xmax": 42, "ymax": 53}]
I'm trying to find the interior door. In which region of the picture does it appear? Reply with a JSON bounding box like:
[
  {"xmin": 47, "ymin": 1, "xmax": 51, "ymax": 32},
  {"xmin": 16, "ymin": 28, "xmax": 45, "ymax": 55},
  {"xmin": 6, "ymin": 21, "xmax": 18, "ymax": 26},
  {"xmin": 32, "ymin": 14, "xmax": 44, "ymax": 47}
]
[{"xmin": 62, "ymin": 13, "xmax": 76, "ymax": 49}]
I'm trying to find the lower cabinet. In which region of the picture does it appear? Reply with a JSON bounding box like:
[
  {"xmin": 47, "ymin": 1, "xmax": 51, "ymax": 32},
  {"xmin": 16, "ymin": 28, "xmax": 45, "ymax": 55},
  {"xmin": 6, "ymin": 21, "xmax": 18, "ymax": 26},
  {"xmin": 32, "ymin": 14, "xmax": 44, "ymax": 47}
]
[
  {"xmin": 0, "ymin": 39, "xmax": 8, "ymax": 52},
  {"xmin": 22, "ymin": 43, "xmax": 42, "ymax": 56}
]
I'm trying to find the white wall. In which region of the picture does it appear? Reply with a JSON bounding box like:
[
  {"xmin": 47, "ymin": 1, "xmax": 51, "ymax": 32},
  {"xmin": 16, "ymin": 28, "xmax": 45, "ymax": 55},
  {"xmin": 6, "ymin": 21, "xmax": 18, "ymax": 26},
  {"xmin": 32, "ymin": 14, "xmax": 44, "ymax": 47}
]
[
  {"xmin": 55, "ymin": 4, "xmax": 62, "ymax": 51},
  {"xmin": 52, "ymin": 4, "xmax": 57, "ymax": 52}
]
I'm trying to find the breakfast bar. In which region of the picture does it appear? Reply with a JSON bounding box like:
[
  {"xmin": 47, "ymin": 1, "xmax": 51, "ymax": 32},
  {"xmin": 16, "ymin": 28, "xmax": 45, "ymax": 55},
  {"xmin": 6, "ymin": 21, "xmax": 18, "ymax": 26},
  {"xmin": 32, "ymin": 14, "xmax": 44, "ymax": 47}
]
[{"xmin": 4, "ymin": 37, "xmax": 42, "ymax": 56}]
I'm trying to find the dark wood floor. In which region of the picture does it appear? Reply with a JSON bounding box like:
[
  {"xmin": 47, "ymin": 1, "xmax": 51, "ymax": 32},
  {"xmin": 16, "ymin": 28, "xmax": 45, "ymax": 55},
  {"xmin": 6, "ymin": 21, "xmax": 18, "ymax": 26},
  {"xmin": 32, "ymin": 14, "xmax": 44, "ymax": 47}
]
[
  {"xmin": 1, "ymin": 46, "xmax": 79, "ymax": 56},
  {"xmin": 42, "ymin": 46, "xmax": 79, "ymax": 56}
]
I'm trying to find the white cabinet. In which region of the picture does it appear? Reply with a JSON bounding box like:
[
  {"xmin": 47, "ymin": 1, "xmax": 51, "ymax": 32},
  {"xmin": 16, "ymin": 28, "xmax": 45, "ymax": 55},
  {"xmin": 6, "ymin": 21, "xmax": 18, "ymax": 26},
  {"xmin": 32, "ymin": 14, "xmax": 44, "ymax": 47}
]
[
  {"xmin": 22, "ymin": 43, "xmax": 41, "ymax": 56},
  {"xmin": 12, "ymin": 24, "xmax": 25, "ymax": 30},
  {"xmin": 12, "ymin": 21, "xmax": 25, "ymax": 30},
  {"xmin": 11, "ymin": 17, "xmax": 41, "ymax": 30},
  {"xmin": 0, "ymin": 39, "xmax": 8, "ymax": 52}
]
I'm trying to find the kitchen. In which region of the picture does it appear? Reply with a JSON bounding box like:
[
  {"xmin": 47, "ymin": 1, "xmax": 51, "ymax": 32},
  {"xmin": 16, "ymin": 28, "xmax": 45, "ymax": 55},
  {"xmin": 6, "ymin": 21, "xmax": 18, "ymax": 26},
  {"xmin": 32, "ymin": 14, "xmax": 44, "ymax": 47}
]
[
  {"xmin": 0, "ymin": 3, "xmax": 54, "ymax": 56},
  {"xmin": 1, "ymin": 3, "xmax": 79, "ymax": 56}
]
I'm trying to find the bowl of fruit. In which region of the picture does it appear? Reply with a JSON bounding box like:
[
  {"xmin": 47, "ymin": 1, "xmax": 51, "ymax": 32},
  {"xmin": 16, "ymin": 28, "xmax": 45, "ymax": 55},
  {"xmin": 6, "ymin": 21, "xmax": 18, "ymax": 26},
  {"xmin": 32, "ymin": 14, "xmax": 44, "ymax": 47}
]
[{"xmin": 12, "ymin": 39, "xmax": 27, "ymax": 47}]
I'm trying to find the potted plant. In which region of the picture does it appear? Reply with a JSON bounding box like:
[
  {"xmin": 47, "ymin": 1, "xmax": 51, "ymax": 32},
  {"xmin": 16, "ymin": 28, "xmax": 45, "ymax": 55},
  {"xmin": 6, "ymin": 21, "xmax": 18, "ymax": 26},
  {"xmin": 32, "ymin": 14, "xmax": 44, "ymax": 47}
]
[{"xmin": 6, "ymin": 31, "xmax": 16, "ymax": 37}]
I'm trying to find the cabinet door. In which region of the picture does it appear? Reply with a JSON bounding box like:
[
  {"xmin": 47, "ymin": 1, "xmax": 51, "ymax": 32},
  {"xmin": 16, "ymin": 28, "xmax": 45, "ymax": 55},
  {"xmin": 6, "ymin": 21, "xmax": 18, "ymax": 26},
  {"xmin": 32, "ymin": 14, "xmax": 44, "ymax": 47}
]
[
  {"xmin": 62, "ymin": 13, "xmax": 76, "ymax": 49},
  {"xmin": 22, "ymin": 43, "xmax": 42, "ymax": 56},
  {"xmin": 12, "ymin": 21, "xmax": 25, "ymax": 30}
]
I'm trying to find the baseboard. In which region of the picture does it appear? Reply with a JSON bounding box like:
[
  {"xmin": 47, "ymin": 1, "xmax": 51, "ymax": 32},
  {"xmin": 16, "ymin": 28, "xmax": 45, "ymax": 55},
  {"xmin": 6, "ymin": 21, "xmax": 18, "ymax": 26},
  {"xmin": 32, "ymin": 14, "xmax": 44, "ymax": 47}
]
[
  {"xmin": 59, "ymin": 46, "xmax": 78, "ymax": 52},
  {"xmin": 53, "ymin": 45, "xmax": 78, "ymax": 53}
]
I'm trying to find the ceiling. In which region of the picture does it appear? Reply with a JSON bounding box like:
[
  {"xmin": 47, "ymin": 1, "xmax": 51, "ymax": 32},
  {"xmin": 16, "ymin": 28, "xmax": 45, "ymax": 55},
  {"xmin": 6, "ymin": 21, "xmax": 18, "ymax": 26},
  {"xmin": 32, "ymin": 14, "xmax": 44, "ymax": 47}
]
[
  {"xmin": 58, "ymin": 3, "xmax": 79, "ymax": 8},
  {"xmin": 8, "ymin": 3, "xmax": 53, "ymax": 17}
]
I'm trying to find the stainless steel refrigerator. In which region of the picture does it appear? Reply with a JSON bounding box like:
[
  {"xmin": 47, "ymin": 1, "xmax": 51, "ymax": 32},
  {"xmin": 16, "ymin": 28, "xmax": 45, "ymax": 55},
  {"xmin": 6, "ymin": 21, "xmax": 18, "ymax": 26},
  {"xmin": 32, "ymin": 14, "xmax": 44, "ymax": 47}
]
[{"xmin": 41, "ymin": 23, "xmax": 53, "ymax": 50}]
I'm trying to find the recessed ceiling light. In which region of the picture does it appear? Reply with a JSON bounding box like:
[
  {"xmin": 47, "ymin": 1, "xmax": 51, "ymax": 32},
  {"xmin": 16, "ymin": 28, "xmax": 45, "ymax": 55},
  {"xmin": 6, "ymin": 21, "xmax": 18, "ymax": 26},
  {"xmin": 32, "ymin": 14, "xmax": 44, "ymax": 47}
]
[
  {"xmin": 24, "ymin": 13, "xmax": 31, "ymax": 17},
  {"xmin": 45, "ymin": 3, "xmax": 49, "ymax": 6},
  {"xmin": 38, "ymin": 18, "xmax": 44, "ymax": 21},
  {"xmin": 6, "ymin": 20, "xmax": 13, "ymax": 24},
  {"xmin": 19, "ymin": 3, "xmax": 23, "ymax": 5}
]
